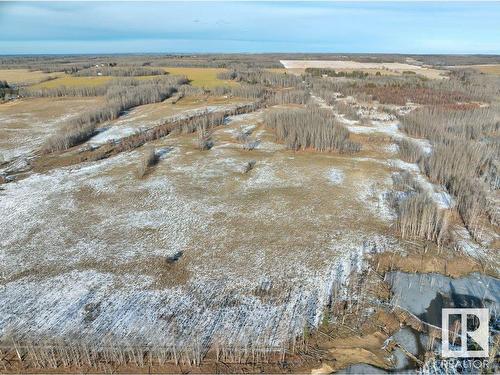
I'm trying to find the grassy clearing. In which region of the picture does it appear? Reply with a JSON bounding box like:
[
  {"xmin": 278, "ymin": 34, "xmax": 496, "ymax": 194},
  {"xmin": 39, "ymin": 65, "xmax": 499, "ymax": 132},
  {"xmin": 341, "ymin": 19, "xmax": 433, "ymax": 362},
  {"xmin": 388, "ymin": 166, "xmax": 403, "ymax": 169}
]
[
  {"xmin": 162, "ymin": 67, "xmax": 237, "ymax": 88},
  {"xmin": 0, "ymin": 69, "xmax": 64, "ymax": 86},
  {"xmin": 30, "ymin": 74, "xmax": 168, "ymax": 90},
  {"xmin": 266, "ymin": 68, "xmax": 288, "ymax": 74},
  {"xmin": 31, "ymin": 75, "xmax": 113, "ymax": 89},
  {"xmin": 30, "ymin": 68, "xmax": 236, "ymax": 90},
  {"xmin": 470, "ymin": 64, "xmax": 500, "ymax": 75}
]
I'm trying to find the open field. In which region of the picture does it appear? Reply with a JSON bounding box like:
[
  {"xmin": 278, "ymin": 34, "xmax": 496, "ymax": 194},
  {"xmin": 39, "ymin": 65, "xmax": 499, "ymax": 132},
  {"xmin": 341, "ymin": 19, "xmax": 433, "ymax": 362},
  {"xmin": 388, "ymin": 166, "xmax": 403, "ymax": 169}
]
[
  {"xmin": 29, "ymin": 74, "xmax": 168, "ymax": 89},
  {"xmin": 0, "ymin": 54, "xmax": 499, "ymax": 374},
  {"xmin": 0, "ymin": 69, "xmax": 64, "ymax": 86},
  {"xmin": 280, "ymin": 60, "xmax": 446, "ymax": 79},
  {"xmin": 87, "ymin": 95, "xmax": 252, "ymax": 147},
  {"xmin": 26, "ymin": 68, "xmax": 237, "ymax": 90},
  {"xmin": 461, "ymin": 64, "xmax": 500, "ymax": 75},
  {"xmin": 30, "ymin": 75, "xmax": 113, "ymax": 89},
  {"xmin": 0, "ymin": 109, "xmax": 403, "ymax": 351},
  {"xmin": 0, "ymin": 96, "xmax": 104, "ymax": 161}
]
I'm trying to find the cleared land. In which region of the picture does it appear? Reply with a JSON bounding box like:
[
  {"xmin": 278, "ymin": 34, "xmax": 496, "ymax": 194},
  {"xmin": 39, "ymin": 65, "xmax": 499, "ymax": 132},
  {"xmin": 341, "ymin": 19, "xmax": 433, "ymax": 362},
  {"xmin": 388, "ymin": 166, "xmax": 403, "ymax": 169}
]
[
  {"xmin": 27, "ymin": 68, "xmax": 237, "ymax": 90},
  {"xmin": 0, "ymin": 69, "xmax": 64, "ymax": 86},
  {"xmin": 0, "ymin": 55, "xmax": 498, "ymax": 374},
  {"xmin": 0, "ymin": 96, "xmax": 104, "ymax": 161},
  {"xmin": 0, "ymin": 104, "xmax": 403, "ymax": 351},
  {"xmin": 280, "ymin": 60, "xmax": 446, "ymax": 79},
  {"xmin": 30, "ymin": 75, "xmax": 113, "ymax": 89},
  {"xmin": 462, "ymin": 64, "xmax": 500, "ymax": 75},
  {"xmin": 87, "ymin": 95, "xmax": 252, "ymax": 147}
]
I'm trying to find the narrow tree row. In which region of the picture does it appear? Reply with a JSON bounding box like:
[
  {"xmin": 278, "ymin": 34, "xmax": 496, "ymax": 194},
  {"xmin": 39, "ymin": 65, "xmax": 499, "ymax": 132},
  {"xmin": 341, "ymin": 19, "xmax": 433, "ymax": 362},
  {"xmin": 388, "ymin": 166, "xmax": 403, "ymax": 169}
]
[
  {"xmin": 218, "ymin": 69, "xmax": 303, "ymax": 88},
  {"xmin": 210, "ymin": 85, "xmax": 267, "ymax": 99},
  {"xmin": 74, "ymin": 66, "xmax": 166, "ymax": 77}
]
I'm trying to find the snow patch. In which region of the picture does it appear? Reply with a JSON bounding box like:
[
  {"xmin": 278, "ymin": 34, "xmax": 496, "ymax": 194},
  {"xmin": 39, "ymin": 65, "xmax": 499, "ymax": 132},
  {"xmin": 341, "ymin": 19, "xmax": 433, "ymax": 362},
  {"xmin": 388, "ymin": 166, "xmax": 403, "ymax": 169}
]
[
  {"xmin": 88, "ymin": 127, "xmax": 139, "ymax": 147},
  {"xmin": 326, "ymin": 168, "xmax": 344, "ymax": 185}
]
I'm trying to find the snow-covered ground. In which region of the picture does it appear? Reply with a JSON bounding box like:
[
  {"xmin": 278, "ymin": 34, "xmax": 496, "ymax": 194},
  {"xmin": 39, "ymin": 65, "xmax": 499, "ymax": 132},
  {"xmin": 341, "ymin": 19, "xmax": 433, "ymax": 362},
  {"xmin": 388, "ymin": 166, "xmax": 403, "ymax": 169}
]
[
  {"xmin": 0, "ymin": 109, "xmax": 405, "ymax": 352},
  {"xmin": 310, "ymin": 94, "xmax": 453, "ymax": 210},
  {"xmin": 280, "ymin": 60, "xmax": 446, "ymax": 79},
  {"xmin": 0, "ymin": 97, "xmax": 102, "ymax": 161}
]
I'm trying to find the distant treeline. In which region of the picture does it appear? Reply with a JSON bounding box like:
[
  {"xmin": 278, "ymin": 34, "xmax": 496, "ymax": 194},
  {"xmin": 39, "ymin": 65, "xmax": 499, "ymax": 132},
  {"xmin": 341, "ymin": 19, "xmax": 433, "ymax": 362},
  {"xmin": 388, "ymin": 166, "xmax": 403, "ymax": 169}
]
[
  {"xmin": 22, "ymin": 73, "xmax": 188, "ymax": 98},
  {"xmin": 23, "ymin": 85, "xmax": 108, "ymax": 98},
  {"xmin": 305, "ymin": 68, "xmax": 369, "ymax": 79},
  {"xmin": 217, "ymin": 69, "xmax": 303, "ymax": 88},
  {"xmin": 2, "ymin": 54, "xmax": 500, "ymax": 73},
  {"xmin": 210, "ymin": 85, "xmax": 268, "ymax": 99},
  {"xmin": 73, "ymin": 67, "xmax": 166, "ymax": 77}
]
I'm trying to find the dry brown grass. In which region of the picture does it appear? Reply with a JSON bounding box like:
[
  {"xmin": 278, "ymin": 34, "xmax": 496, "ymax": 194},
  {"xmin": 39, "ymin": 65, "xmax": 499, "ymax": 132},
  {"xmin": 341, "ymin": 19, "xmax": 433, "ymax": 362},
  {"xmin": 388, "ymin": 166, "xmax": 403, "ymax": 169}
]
[
  {"xmin": 0, "ymin": 69, "xmax": 64, "ymax": 86},
  {"xmin": 42, "ymin": 77, "xmax": 184, "ymax": 152},
  {"xmin": 465, "ymin": 64, "xmax": 500, "ymax": 75},
  {"xmin": 30, "ymin": 75, "xmax": 113, "ymax": 89}
]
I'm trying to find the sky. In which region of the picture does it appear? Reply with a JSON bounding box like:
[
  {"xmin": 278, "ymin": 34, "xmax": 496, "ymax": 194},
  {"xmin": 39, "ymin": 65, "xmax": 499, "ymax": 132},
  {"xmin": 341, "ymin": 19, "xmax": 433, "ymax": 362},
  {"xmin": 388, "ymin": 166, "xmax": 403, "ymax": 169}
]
[{"xmin": 0, "ymin": 1, "xmax": 499, "ymax": 55}]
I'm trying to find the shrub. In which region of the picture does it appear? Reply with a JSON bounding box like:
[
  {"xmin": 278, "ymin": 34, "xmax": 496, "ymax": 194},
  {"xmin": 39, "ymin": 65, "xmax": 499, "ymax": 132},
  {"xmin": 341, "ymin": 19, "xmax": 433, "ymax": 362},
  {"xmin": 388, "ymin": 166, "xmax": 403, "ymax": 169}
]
[
  {"xmin": 397, "ymin": 138, "xmax": 423, "ymax": 163},
  {"xmin": 391, "ymin": 171, "xmax": 422, "ymax": 193},
  {"xmin": 237, "ymin": 131, "xmax": 259, "ymax": 151},
  {"xmin": 333, "ymin": 101, "xmax": 360, "ymax": 120},
  {"xmin": 137, "ymin": 149, "xmax": 159, "ymax": 178},
  {"xmin": 197, "ymin": 124, "xmax": 213, "ymax": 151},
  {"xmin": 0, "ymin": 80, "xmax": 17, "ymax": 100},
  {"xmin": 243, "ymin": 160, "xmax": 256, "ymax": 173}
]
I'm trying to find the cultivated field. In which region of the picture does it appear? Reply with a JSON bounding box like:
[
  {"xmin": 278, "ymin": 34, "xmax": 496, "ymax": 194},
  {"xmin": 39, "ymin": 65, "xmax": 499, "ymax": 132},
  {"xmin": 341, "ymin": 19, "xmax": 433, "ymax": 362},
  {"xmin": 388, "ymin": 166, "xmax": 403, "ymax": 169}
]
[
  {"xmin": 30, "ymin": 75, "xmax": 113, "ymax": 89},
  {"xmin": 0, "ymin": 54, "xmax": 498, "ymax": 374},
  {"xmin": 0, "ymin": 69, "xmax": 64, "ymax": 86},
  {"xmin": 280, "ymin": 60, "xmax": 446, "ymax": 79},
  {"xmin": 461, "ymin": 63, "xmax": 500, "ymax": 75}
]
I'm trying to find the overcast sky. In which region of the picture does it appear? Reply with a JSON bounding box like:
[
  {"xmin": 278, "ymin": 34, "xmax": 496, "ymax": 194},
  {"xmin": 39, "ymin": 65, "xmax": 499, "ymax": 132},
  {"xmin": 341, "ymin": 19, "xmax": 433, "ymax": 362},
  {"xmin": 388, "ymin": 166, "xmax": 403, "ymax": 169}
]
[{"xmin": 0, "ymin": 1, "xmax": 499, "ymax": 55}]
